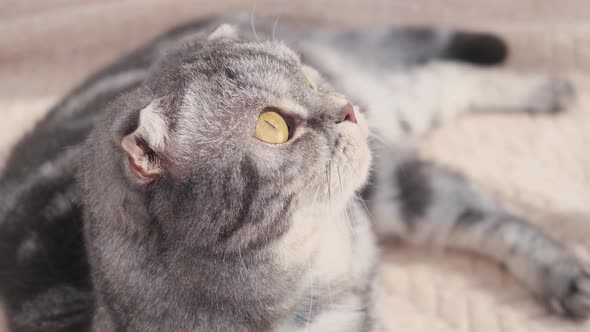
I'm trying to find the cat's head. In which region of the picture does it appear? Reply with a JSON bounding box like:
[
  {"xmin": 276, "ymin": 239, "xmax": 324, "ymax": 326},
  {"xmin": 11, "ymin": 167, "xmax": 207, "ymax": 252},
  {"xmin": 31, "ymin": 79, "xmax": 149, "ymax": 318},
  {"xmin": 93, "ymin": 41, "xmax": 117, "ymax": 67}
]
[{"xmin": 103, "ymin": 24, "xmax": 371, "ymax": 253}]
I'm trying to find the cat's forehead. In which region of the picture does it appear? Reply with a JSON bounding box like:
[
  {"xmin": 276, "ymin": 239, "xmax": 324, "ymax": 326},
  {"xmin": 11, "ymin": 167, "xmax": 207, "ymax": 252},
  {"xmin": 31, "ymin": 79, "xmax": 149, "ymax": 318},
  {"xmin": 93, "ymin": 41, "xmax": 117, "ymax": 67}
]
[
  {"xmin": 191, "ymin": 40, "xmax": 301, "ymax": 75},
  {"xmin": 147, "ymin": 38, "xmax": 304, "ymax": 96},
  {"xmin": 173, "ymin": 40, "xmax": 310, "ymax": 106},
  {"xmin": 143, "ymin": 36, "xmax": 327, "ymax": 133}
]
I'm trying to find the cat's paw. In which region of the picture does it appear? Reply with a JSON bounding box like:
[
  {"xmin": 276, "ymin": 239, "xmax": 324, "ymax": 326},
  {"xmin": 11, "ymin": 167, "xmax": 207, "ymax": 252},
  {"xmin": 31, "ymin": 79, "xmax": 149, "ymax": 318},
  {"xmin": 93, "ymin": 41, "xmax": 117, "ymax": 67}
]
[
  {"xmin": 525, "ymin": 79, "xmax": 575, "ymax": 113},
  {"xmin": 540, "ymin": 257, "xmax": 590, "ymax": 319}
]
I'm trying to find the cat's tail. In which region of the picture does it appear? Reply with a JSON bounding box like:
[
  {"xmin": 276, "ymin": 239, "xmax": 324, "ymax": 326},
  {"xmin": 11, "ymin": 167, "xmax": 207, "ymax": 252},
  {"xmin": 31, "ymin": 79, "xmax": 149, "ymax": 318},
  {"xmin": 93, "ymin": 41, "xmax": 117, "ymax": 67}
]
[
  {"xmin": 441, "ymin": 30, "xmax": 508, "ymax": 66},
  {"xmin": 298, "ymin": 26, "xmax": 508, "ymax": 68}
]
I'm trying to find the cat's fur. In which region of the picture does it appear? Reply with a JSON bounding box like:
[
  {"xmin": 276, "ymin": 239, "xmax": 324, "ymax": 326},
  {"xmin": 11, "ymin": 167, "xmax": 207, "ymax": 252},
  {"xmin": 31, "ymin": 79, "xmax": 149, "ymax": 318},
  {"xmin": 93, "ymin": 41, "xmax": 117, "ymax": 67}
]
[{"xmin": 1, "ymin": 14, "xmax": 589, "ymax": 332}]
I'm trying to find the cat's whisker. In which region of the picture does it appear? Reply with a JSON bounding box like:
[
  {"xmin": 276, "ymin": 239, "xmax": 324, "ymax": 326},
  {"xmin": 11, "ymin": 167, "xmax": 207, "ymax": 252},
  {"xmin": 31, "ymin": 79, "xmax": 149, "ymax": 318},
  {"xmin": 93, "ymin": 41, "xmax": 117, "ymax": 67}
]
[
  {"xmin": 237, "ymin": 251, "xmax": 264, "ymax": 308},
  {"xmin": 368, "ymin": 130, "xmax": 389, "ymax": 145},
  {"xmin": 337, "ymin": 165, "xmax": 355, "ymax": 232},
  {"xmin": 354, "ymin": 194, "xmax": 373, "ymax": 219},
  {"xmin": 238, "ymin": 248, "xmax": 248, "ymax": 279},
  {"xmin": 272, "ymin": 16, "xmax": 281, "ymax": 41},
  {"xmin": 250, "ymin": 4, "xmax": 259, "ymax": 40},
  {"xmin": 337, "ymin": 166, "xmax": 344, "ymax": 195},
  {"xmin": 305, "ymin": 265, "xmax": 314, "ymax": 332},
  {"xmin": 340, "ymin": 150, "xmax": 361, "ymax": 178},
  {"xmin": 369, "ymin": 131, "xmax": 406, "ymax": 155},
  {"xmin": 326, "ymin": 161, "xmax": 333, "ymax": 208},
  {"xmin": 311, "ymin": 181, "xmax": 323, "ymax": 209},
  {"xmin": 341, "ymin": 202, "xmax": 354, "ymax": 233}
]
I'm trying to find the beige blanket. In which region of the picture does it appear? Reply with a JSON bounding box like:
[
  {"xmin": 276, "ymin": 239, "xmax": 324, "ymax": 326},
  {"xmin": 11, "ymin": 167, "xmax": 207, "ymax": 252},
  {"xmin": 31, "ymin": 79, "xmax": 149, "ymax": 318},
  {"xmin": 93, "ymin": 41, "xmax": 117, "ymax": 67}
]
[{"xmin": 2, "ymin": 1, "xmax": 589, "ymax": 331}]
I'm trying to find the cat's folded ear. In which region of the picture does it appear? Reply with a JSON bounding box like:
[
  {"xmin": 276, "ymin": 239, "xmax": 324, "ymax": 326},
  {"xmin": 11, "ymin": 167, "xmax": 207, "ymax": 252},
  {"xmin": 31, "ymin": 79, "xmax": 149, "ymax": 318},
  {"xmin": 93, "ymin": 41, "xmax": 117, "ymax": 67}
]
[
  {"xmin": 208, "ymin": 24, "xmax": 239, "ymax": 41},
  {"xmin": 120, "ymin": 99, "xmax": 171, "ymax": 181}
]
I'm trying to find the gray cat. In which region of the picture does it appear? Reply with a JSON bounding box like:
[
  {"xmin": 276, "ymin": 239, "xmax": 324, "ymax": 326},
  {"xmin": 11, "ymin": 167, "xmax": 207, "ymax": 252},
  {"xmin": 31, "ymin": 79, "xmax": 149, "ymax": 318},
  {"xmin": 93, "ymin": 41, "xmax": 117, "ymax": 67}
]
[{"xmin": 1, "ymin": 14, "xmax": 588, "ymax": 332}]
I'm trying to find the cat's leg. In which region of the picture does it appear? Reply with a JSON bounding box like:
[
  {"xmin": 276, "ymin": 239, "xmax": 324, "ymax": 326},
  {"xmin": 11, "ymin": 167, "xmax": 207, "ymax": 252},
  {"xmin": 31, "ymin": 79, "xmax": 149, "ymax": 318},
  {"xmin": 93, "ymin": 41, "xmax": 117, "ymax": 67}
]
[
  {"xmin": 369, "ymin": 61, "xmax": 575, "ymax": 140},
  {"xmin": 365, "ymin": 147, "xmax": 590, "ymax": 318}
]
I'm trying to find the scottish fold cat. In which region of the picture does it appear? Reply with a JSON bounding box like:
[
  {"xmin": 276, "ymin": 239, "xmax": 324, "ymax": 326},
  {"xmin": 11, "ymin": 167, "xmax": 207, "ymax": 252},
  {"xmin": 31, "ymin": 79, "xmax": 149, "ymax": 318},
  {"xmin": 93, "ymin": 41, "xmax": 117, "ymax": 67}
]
[{"xmin": 0, "ymin": 14, "xmax": 587, "ymax": 332}]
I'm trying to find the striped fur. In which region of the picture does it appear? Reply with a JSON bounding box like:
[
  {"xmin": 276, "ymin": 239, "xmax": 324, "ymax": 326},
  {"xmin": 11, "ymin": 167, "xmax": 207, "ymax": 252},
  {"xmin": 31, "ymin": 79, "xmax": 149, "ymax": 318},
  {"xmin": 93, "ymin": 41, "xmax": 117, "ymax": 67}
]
[{"xmin": 0, "ymin": 14, "xmax": 587, "ymax": 332}]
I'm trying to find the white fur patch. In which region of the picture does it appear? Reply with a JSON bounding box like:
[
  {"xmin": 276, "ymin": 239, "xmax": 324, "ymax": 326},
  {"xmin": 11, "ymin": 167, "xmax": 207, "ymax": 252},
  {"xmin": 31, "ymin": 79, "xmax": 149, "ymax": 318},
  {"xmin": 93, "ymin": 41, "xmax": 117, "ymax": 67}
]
[
  {"xmin": 208, "ymin": 24, "xmax": 238, "ymax": 40},
  {"xmin": 273, "ymin": 98, "xmax": 309, "ymax": 118},
  {"xmin": 299, "ymin": 296, "xmax": 364, "ymax": 332},
  {"xmin": 135, "ymin": 100, "xmax": 169, "ymax": 151},
  {"xmin": 274, "ymin": 204, "xmax": 354, "ymax": 282}
]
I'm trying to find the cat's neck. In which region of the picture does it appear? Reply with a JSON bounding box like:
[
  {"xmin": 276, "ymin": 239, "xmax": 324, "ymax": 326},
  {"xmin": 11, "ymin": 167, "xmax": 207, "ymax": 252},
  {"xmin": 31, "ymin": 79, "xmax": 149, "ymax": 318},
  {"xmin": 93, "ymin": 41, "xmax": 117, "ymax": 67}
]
[
  {"xmin": 272, "ymin": 199, "xmax": 358, "ymax": 285},
  {"xmin": 88, "ymin": 199, "xmax": 353, "ymax": 331}
]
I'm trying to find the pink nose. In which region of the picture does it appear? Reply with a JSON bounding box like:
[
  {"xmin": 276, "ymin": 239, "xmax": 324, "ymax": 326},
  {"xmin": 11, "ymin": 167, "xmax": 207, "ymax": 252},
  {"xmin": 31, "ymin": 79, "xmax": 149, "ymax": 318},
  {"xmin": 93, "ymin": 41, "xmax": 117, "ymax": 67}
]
[{"xmin": 336, "ymin": 103, "xmax": 357, "ymax": 124}]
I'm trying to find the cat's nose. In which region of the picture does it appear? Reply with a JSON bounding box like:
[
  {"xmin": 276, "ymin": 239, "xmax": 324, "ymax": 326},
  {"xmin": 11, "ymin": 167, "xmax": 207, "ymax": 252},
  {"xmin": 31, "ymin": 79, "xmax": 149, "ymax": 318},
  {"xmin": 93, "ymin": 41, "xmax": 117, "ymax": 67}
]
[{"xmin": 336, "ymin": 103, "xmax": 357, "ymax": 124}]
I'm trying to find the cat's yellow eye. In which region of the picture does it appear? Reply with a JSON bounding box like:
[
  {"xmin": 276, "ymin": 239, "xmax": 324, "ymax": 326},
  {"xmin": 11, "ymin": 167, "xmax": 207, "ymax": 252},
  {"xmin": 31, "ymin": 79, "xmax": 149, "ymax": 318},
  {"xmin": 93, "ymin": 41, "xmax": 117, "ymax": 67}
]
[{"xmin": 255, "ymin": 111, "xmax": 289, "ymax": 144}]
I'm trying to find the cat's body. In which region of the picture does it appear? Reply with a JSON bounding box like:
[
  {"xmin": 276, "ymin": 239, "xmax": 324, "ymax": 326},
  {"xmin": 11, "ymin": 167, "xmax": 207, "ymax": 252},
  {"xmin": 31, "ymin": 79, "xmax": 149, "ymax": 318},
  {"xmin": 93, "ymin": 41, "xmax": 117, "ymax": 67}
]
[{"xmin": 1, "ymin": 14, "xmax": 589, "ymax": 332}]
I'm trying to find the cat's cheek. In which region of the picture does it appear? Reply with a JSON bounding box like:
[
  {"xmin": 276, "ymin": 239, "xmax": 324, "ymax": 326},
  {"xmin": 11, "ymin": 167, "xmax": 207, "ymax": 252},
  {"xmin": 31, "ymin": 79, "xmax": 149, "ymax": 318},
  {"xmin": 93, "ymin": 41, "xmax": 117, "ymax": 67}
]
[
  {"xmin": 338, "ymin": 135, "xmax": 371, "ymax": 193},
  {"xmin": 351, "ymin": 122, "xmax": 373, "ymax": 191},
  {"xmin": 352, "ymin": 109, "xmax": 372, "ymax": 184},
  {"xmin": 358, "ymin": 145, "xmax": 372, "ymax": 188},
  {"xmin": 354, "ymin": 107, "xmax": 370, "ymax": 140}
]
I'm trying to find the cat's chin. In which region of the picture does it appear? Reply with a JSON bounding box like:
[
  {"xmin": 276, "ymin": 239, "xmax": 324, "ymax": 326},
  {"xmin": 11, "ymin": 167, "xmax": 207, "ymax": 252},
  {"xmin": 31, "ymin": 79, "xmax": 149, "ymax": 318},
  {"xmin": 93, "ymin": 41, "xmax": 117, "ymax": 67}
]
[
  {"xmin": 336, "ymin": 107, "xmax": 372, "ymax": 194},
  {"xmin": 312, "ymin": 150, "xmax": 370, "ymax": 211}
]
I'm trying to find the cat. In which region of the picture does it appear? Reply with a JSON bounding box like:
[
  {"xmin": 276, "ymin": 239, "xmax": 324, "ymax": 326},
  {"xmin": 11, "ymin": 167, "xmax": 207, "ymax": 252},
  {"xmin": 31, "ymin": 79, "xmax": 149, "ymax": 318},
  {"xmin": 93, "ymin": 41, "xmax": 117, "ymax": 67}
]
[{"xmin": 0, "ymin": 13, "xmax": 588, "ymax": 332}]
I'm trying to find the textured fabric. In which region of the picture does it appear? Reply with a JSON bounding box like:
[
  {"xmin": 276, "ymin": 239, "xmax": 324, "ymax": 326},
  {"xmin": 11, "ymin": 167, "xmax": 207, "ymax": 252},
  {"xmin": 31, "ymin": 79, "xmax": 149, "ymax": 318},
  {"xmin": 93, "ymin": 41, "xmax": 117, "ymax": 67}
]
[{"xmin": 1, "ymin": 1, "xmax": 590, "ymax": 331}]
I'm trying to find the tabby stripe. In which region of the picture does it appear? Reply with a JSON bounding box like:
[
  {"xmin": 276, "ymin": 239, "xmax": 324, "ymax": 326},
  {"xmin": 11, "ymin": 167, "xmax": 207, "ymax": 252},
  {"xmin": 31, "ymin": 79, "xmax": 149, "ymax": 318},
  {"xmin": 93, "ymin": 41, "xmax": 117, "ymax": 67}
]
[
  {"xmin": 244, "ymin": 192, "xmax": 295, "ymax": 251},
  {"xmin": 395, "ymin": 159, "xmax": 432, "ymax": 224},
  {"xmin": 454, "ymin": 208, "xmax": 485, "ymax": 228},
  {"xmin": 0, "ymin": 147, "xmax": 80, "ymax": 223},
  {"xmin": 217, "ymin": 157, "xmax": 261, "ymax": 241},
  {"xmin": 43, "ymin": 184, "xmax": 79, "ymax": 220},
  {"xmin": 47, "ymin": 70, "xmax": 146, "ymax": 124}
]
